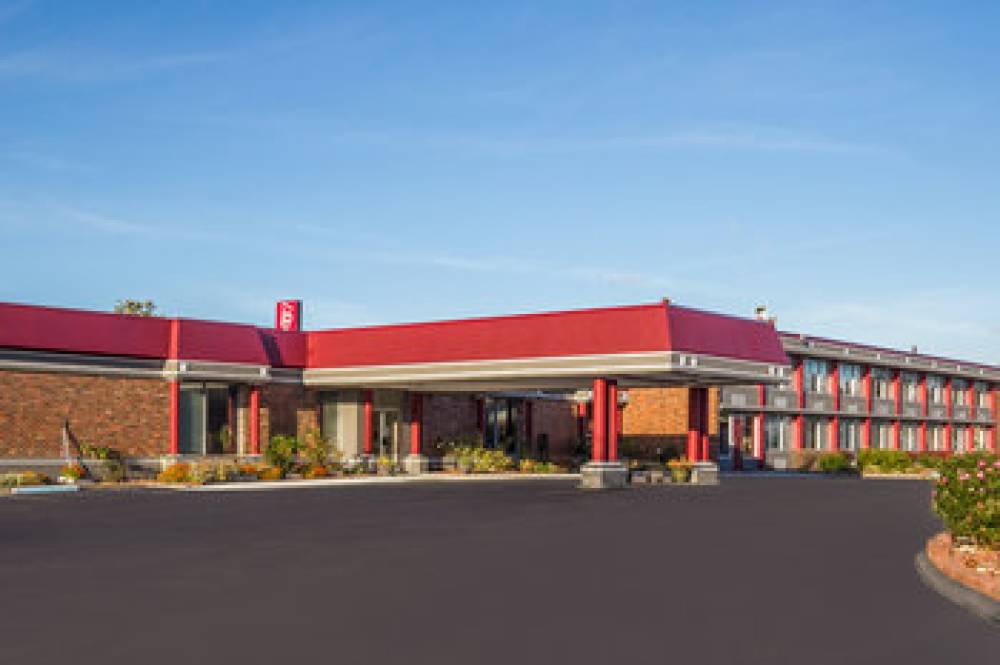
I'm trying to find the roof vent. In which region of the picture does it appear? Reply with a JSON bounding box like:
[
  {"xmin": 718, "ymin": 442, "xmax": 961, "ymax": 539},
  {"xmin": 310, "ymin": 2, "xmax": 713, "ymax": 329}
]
[
  {"xmin": 910, "ymin": 345, "xmax": 918, "ymax": 354},
  {"xmin": 754, "ymin": 305, "xmax": 769, "ymax": 321}
]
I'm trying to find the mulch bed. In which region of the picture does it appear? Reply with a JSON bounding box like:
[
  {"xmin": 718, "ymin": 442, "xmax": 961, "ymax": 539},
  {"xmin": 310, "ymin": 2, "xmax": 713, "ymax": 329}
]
[{"xmin": 926, "ymin": 532, "xmax": 1000, "ymax": 601}]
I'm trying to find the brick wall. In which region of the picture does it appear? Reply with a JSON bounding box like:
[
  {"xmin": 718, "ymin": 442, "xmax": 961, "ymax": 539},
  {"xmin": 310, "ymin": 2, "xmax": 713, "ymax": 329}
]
[
  {"xmin": 422, "ymin": 394, "xmax": 480, "ymax": 449},
  {"xmin": 620, "ymin": 387, "xmax": 719, "ymax": 458},
  {"xmin": 260, "ymin": 384, "xmax": 319, "ymax": 443},
  {"xmin": 532, "ymin": 400, "xmax": 578, "ymax": 461},
  {"xmin": 0, "ymin": 369, "xmax": 169, "ymax": 458}
]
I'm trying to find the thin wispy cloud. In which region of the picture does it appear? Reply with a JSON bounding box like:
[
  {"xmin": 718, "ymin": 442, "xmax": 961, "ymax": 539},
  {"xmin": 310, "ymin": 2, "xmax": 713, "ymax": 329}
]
[
  {"xmin": 320, "ymin": 129, "xmax": 877, "ymax": 156},
  {"xmin": 59, "ymin": 208, "xmax": 156, "ymax": 235},
  {"xmin": 5, "ymin": 150, "xmax": 96, "ymax": 174},
  {"xmin": 0, "ymin": 48, "xmax": 232, "ymax": 82}
]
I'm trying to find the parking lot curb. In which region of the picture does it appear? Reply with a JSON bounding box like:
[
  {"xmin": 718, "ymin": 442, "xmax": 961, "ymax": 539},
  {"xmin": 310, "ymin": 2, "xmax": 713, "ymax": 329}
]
[{"xmin": 914, "ymin": 551, "xmax": 1000, "ymax": 626}]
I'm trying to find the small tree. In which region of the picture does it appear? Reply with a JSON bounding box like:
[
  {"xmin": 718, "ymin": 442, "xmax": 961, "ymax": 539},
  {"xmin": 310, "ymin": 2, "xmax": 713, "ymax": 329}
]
[{"xmin": 114, "ymin": 299, "xmax": 157, "ymax": 316}]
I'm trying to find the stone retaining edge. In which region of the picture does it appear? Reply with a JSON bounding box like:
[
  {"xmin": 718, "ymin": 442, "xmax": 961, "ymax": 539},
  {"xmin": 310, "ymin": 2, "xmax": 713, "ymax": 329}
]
[{"xmin": 914, "ymin": 550, "xmax": 1000, "ymax": 626}]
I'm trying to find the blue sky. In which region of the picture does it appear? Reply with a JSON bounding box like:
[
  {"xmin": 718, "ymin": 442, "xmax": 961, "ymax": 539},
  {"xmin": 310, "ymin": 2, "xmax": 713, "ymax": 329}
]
[{"xmin": 1, "ymin": 1, "xmax": 998, "ymax": 362}]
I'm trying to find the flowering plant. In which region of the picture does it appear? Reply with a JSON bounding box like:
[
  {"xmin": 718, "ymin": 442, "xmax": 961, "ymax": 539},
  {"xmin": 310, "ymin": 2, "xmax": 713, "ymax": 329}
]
[
  {"xmin": 157, "ymin": 463, "xmax": 192, "ymax": 484},
  {"xmin": 932, "ymin": 454, "xmax": 999, "ymax": 549},
  {"xmin": 59, "ymin": 463, "xmax": 86, "ymax": 481}
]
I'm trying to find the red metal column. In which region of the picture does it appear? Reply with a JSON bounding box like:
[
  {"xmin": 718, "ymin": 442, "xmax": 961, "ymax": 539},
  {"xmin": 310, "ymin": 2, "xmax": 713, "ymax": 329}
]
[
  {"xmin": 754, "ymin": 412, "xmax": 764, "ymax": 467},
  {"xmin": 989, "ymin": 386, "xmax": 997, "ymax": 452},
  {"xmin": 919, "ymin": 375, "xmax": 928, "ymax": 451},
  {"xmin": 756, "ymin": 384, "xmax": 765, "ymax": 468},
  {"xmin": 861, "ymin": 365, "xmax": 872, "ymax": 449},
  {"xmin": 607, "ymin": 381, "xmax": 619, "ymax": 462},
  {"xmin": 891, "ymin": 370, "xmax": 901, "ymax": 450},
  {"xmin": 592, "ymin": 378, "xmax": 608, "ymax": 462},
  {"xmin": 700, "ymin": 387, "xmax": 711, "ymax": 463},
  {"xmin": 249, "ymin": 385, "xmax": 261, "ymax": 455},
  {"xmin": 967, "ymin": 385, "xmax": 976, "ymax": 452},
  {"xmin": 362, "ymin": 389, "xmax": 374, "ymax": 455},
  {"xmin": 409, "ymin": 393, "xmax": 423, "ymax": 456},
  {"xmin": 687, "ymin": 388, "xmax": 701, "ymax": 461},
  {"xmin": 794, "ymin": 361, "xmax": 805, "ymax": 450},
  {"xmin": 169, "ymin": 380, "xmax": 180, "ymax": 455},
  {"xmin": 944, "ymin": 378, "xmax": 953, "ymax": 454},
  {"xmin": 830, "ymin": 364, "xmax": 840, "ymax": 452},
  {"xmin": 168, "ymin": 318, "xmax": 181, "ymax": 456}
]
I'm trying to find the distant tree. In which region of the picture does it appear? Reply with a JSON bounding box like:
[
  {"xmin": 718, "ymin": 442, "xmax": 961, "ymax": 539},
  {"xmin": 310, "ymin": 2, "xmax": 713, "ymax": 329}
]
[{"xmin": 113, "ymin": 299, "xmax": 157, "ymax": 317}]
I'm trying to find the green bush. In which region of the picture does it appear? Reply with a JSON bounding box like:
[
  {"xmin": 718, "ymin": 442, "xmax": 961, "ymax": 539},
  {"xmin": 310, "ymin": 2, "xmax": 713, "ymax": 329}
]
[
  {"xmin": 817, "ymin": 452, "xmax": 852, "ymax": 473},
  {"xmin": 932, "ymin": 454, "xmax": 999, "ymax": 549},
  {"xmin": 448, "ymin": 445, "xmax": 514, "ymax": 473},
  {"xmin": 264, "ymin": 435, "xmax": 299, "ymax": 474},
  {"xmin": 0, "ymin": 471, "xmax": 50, "ymax": 488},
  {"xmin": 857, "ymin": 449, "xmax": 913, "ymax": 473}
]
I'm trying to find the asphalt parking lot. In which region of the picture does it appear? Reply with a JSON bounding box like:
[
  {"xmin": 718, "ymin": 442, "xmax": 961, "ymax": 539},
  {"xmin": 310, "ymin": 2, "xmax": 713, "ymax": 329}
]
[{"xmin": 0, "ymin": 476, "xmax": 996, "ymax": 664}]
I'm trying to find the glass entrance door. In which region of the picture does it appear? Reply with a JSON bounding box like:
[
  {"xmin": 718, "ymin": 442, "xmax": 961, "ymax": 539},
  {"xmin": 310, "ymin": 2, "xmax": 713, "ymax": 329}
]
[
  {"xmin": 178, "ymin": 383, "xmax": 232, "ymax": 455},
  {"xmin": 372, "ymin": 409, "xmax": 399, "ymax": 460}
]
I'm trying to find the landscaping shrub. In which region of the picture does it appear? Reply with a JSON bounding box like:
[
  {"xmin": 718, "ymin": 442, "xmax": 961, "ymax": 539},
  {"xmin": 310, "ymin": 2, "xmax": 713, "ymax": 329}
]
[
  {"xmin": 304, "ymin": 465, "xmax": 329, "ymax": 479},
  {"xmin": 59, "ymin": 463, "xmax": 86, "ymax": 481},
  {"xmin": 238, "ymin": 463, "xmax": 260, "ymax": 478},
  {"xmin": 932, "ymin": 454, "xmax": 999, "ymax": 549},
  {"xmin": 257, "ymin": 466, "xmax": 283, "ymax": 480},
  {"xmin": 447, "ymin": 446, "xmax": 514, "ymax": 473},
  {"xmin": 667, "ymin": 458, "xmax": 692, "ymax": 483},
  {"xmin": 264, "ymin": 435, "xmax": 299, "ymax": 475},
  {"xmin": 0, "ymin": 471, "xmax": 50, "ymax": 487},
  {"xmin": 518, "ymin": 459, "xmax": 565, "ymax": 474},
  {"xmin": 301, "ymin": 428, "xmax": 339, "ymax": 468},
  {"xmin": 157, "ymin": 463, "xmax": 191, "ymax": 483},
  {"xmin": 857, "ymin": 449, "xmax": 914, "ymax": 473},
  {"xmin": 817, "ymin": 452, "xmax": 852, "ymax": 473}
]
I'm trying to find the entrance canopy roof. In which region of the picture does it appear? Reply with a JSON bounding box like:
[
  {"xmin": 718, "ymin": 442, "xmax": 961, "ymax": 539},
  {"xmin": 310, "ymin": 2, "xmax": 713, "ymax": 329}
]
[
  {"xmin": 301, "ymin": 301, "xmax": 789, "ymax": 392},
  {"xmin": 0, "ymin": 300, "xmax": 789, "ymax": 390}
]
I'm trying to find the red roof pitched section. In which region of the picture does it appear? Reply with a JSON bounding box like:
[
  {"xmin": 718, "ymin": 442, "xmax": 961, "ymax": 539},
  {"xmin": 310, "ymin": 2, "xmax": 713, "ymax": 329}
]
[
  {"xmin": 0, "ymin": 302, "xmax": 306, "ymax": 367},
  {"xmin": 667, "ymin": 306, "xmax": 789, "ymax": 365},
  {"xmin": 0, "ymin": 302, "xmax": 171, "ymax": 359},
  {"xmin": 174, "ymin": 319, "xmax": 272, "ymax": 365},
  {"xmin": 306, "ymin": 303, "xmax": 672, "ymax": 368}
]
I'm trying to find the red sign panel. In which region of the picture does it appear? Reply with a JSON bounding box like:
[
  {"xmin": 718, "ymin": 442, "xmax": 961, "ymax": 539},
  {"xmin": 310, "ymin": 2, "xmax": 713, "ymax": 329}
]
[{"xmin": 275, "ymin": 300, "xmax": 302, "ymax": 332}]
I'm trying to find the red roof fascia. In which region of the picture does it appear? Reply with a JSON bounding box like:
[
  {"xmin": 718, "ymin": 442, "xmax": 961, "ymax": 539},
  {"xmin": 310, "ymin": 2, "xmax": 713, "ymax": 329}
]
[
  {"xmin": 0, "ymin": 302, "xmax": 171, "ymax": 359},
  {"xmin": 668, "ymin": 306, "xmax": 789, "ymax": 365},
  {"xmin": 306, "ymin": 303, "xmax": 671, "ymax": 368}
]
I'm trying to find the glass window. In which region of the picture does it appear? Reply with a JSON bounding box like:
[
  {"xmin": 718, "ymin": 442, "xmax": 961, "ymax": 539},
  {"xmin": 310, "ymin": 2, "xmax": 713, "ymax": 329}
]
[
  {"xmin": 765, "ymin": 415, "xmax": 792, "ymax": 451},
  {"xmin": 178, "ymin": 387, "xmax": 206, "ymax": 455},
  {"xmin": 839, "ymin": 363, "xmax": 862, "ymax": 396},
  {"xmin": 319, "ymin": 391, "xmax": 339, "ymax": 450},
  {"xmin": 803, "ymin": 416, "xmax": 828, "ymax": 450},
  {"xmin": 871, "ymin": 369, "xmax": 894, "ymax": 400},
  {"xmin": 951, "ymin": 425, "xmax": 967, "ymax": 452},
  {"xmin": 839, "ymin": 418, "xmax": 861, "ymax": 451},
  {"xmin": 805, "ymin": 359, "xmax": 830, "ymax": 394},
  {"xmin": 973, "ymin": 427, "xmax": 988, "ymax": 450},
  {"xmin": 871, "ymin": 421, "xmax": 894, "ymax": 449},
  {"xmin": 926, "ymin": 375, "xmax": 945, "ymax": 404},
  {"xmin": 900, "ymin": 423, "xmax": 918, "ymax": 452},
  {"xmin": 973, "ymin": 382, "xmax": 990, "ymax": 409},
  {"xmin": 901, "ymin": 372, "xmax": 919, "ymax": 402},
  {"xmin": 952, "ymin": 379, "xmax": 968, "ymax": 406}
]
